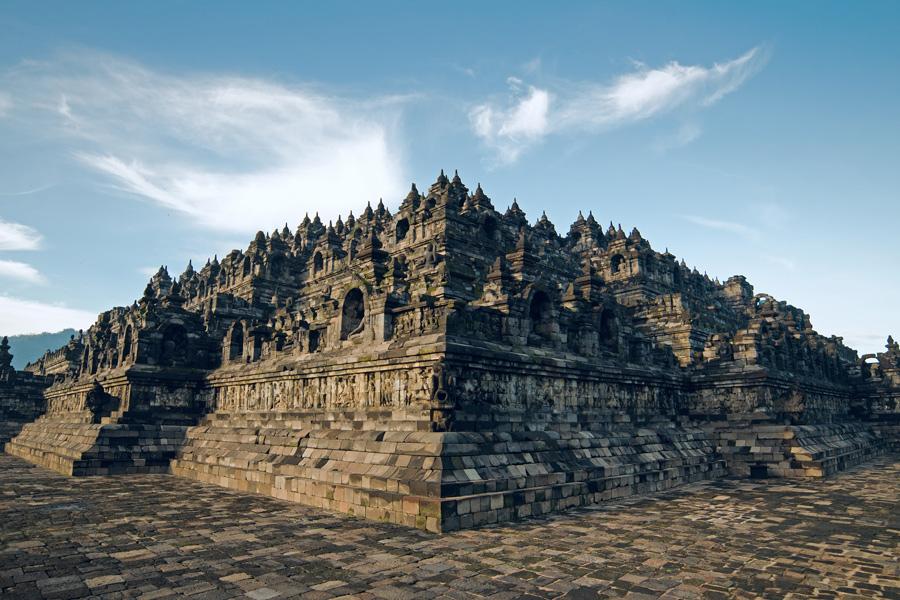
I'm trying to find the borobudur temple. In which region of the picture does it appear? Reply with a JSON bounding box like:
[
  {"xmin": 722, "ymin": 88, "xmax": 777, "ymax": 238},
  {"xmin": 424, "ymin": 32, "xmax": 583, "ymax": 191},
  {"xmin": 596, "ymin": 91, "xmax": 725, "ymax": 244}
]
[{"xmin": 2, "ymin": 170, "xmax": 898, "ymax": 532}]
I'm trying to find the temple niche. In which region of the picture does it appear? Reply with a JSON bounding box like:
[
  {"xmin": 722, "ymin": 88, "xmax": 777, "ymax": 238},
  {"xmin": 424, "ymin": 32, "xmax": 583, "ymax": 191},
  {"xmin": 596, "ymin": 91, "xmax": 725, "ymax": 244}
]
[
  {"xmin": 340, "ymin": 288, "xmax": 365, "ymax": 340},
  {"xmin": 2, "ymin": 169, "xmax": 898, "ymax": 532}
]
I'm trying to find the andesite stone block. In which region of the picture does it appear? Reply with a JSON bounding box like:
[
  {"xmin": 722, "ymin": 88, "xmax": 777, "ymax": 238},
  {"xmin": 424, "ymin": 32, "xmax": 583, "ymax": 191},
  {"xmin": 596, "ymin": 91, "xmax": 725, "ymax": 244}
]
[{"xmin": 2, "ymin": 171, "xmax": 898, "ymax": 531}]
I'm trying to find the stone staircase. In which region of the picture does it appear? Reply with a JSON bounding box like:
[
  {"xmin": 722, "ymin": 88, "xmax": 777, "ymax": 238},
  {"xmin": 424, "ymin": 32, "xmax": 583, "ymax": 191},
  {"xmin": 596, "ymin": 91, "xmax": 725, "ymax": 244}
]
[
  {"xmin": 714, "ymin": 421, "xmax": 885, "ymax": 478},
  {"xmin": 170, "ymin": 408, "xmax": 444, "ymax": 528},
  {"xmin": 4, "ymin": 408, "xmax": 199, "ymax": 476},
  {"xmin": 433, "ymin": 422, "xmax": 726, "ymax": 531}
]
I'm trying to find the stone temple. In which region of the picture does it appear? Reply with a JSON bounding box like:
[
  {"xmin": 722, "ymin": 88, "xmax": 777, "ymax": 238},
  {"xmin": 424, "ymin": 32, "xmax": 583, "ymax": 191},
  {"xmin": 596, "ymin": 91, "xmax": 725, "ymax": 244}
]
[{"xmin": 1, "ymin": 170, "xmax": 898, "ymax": 533}]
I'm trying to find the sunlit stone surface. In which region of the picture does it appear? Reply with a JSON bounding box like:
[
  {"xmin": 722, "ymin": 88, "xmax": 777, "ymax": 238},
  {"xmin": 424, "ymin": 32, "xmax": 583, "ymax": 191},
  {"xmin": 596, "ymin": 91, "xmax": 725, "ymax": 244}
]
[
  {"xmin": 0, "ymin": 453, "xmax": 896, "ymax": 598},
  {"xmin": 1, "ymin": 171, "xmax": 898, "ymax": 532}
]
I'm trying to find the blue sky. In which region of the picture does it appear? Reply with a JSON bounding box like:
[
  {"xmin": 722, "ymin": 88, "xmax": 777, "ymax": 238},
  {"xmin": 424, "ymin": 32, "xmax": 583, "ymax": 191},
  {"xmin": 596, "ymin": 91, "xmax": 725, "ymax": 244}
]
[{"xmin": 0, "ymin": 1, "xmax": 897, "ymax": 354}]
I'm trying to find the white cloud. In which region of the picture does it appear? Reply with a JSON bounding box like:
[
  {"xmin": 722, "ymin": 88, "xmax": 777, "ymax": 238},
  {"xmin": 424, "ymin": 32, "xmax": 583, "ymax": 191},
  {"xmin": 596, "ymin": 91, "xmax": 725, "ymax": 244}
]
[
  {"xmin": 0, "ymin": 91, "xmax": 11, "ymax": 117},
  {"xmin": 4, "ymin": 52, "xmax": 409, "ymax": 233},
  {"xmin": 471, "ymin": 46, "xmax": 768, "ymax": 164},
  {"xmin": 842, "ymin": 332, "xmax": 890, "ymax": 355},
  {"xmin": 652, "ymin": 122, "xmax": 702, "ymax": 153},
  {"xmin": 523, "ymin": 57, "xmax": 542, "ymax": 74},
  {"xmin": 682, "ymin": 215, "xmax": 761, "ymax": 241},
  {"xmin": 470, "ymin": 85, "xmax": 551, "ymax": 165},
  {"xmin": 0, "ymin": 260, "xmax": 45, "ymax": 284},
  {"xmin": 0, "ymin": 184, "xmax": 56, "ymax": 197},
  {"xmin": 0, "ymin": 295, "xmax": 95, "ymax": 336},
  {"xmin": 0, "ymin": 219, "xmax": 43, "ymax": 250}
]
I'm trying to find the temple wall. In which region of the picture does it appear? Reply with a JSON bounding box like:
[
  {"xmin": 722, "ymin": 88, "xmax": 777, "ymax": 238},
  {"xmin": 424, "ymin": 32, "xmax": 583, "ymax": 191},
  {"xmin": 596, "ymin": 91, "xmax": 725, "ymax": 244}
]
[
  {"xmin": 444, "ymin": 341, "xmax": 683, "ymax": 420},
  {"xmin": 688, "ymin": 370, "xmax": 857, "ymax": 423},
  {"xmin": 4, "ymin": 370, "xmax": 208, "ymax": 475},
  {"xmin": 206, "ymin": 362, "xmax": 441, "ymax": 413},
  {"xmin": 854, "ymin": 387, "xmax": 900, "ymax": 451},
  {"xmin": 167, "ymin": 351, "xmax": 450, "ymax": 528},
  {"xmin": 4, "ymin": 170, "xmax": 898, "ymax": 532},
  {"xmin": 0, "ymin": 375, "xmax": 48, "ymax": 445}
]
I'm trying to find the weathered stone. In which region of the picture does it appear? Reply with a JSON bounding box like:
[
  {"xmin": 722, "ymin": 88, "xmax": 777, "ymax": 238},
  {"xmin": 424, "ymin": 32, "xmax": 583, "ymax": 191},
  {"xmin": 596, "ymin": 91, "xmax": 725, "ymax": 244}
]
[{"xmin": 2, "ymin": 170, "xmax": 898, "ymax": 532}]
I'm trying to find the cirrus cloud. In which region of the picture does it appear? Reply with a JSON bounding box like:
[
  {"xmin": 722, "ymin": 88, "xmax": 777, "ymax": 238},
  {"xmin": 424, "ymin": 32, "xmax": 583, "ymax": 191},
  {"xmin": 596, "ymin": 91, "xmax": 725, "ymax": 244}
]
[
  {"xmin": 471, "ymin": 46, "xmax": 769, "ymax": 165},
  {"xmin": 3, "ymin": 52, "xmax": 410, "ymax": 233},
  {"xmin": 0, "ymin": 91, "xmax": 11, "ymax": 117}
]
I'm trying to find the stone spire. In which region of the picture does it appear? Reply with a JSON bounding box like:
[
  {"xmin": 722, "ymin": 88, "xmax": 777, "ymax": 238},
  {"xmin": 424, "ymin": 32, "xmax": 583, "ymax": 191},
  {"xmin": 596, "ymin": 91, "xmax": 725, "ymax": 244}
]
[
  {"xmin": 400, "ymin": 183, "xmax": 421, "ymax": 212},
  {"xmin": 150, "ymin": 265, "xmax": 174, "ymax": 298},
  {"xmin": 471, "ymin": 183, "xmax": 494, "ymax": 210},
  {"xmin": 0, "ymin": 336, "xmax": 13, "ymax": 381},
  {"xmin": 429, "ymin": 169, "xmax": 450, "ymax": 195},
  {"xmin": 504, "ymin": 199, "xmax": 527, "ymax": 227},
  {"xmin": 446, "ymin": 169, "xmax": 469, "ymax": 206},
  {"xmin": 535, "ymin": 211, "xmax": 557, "ymax": 237},
  {"xmin": 0, "ymin": 336, "xmax": 12, "ymax": 367}
]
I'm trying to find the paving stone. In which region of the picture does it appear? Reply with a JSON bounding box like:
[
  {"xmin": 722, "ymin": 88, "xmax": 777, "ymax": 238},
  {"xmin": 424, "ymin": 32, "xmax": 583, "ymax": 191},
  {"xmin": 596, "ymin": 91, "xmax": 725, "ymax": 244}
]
[{"xmin": 1, "ymin": 453, "xmax": 897, "ymax": 599}]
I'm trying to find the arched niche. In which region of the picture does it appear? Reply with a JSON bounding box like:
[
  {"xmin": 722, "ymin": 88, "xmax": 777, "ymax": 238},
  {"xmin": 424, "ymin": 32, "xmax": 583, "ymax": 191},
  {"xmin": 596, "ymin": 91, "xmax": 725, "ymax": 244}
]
[
  {"xmin": 313, "ymin": 251, "xmax": 324, "ymax": 275},
  {"xmin": 528, "ymin": 290, "xmax": 554, "ymax": 341},
  {"xmin": 610, "ymin": 254, "xmax": 626, "ymax": 274},
  {"xmin": 482, "ymin": 216, "xmax": 498, "ymax": 238},
  {"xmin": 395, "ymin": 218, "xmax": 410, "ymax": 242},
  {"xmin": 340, "ymin": 288, "xmax": 365, "ymax": 340},
  {"xmin": 160, "ymin": 324, "xmax": 188, "ymax": 367},
  {"xmin": 121, "ymin": 325, "xmax": 133, "ymax": 365},
  {"xmin": 228, "ymin": 321, "xmax": 244, "ymax": 362},
  {"xmin": 599, "ymin": 309, "xmax": 618, "ymax": 350}
]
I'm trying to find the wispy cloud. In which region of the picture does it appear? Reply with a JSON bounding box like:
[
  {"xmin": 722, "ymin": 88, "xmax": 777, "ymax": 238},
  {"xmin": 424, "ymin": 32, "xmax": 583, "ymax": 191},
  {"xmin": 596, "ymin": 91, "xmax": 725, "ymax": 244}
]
[
  {"xmin": 0, "ymin": 183, "xmax": 57, "ymax": 197},
  {"xmin": 137, "ymin": 266, "xmax": 160, "ymax": 278},
  {"xmin": 652, "ymin": 122, "xmax": 702, "ymax": 154},
  {"xmin": 471, "ymin": 46, "xmax": 768, "ymax": 165},
  {"xmin": 0, "ymin": 259, "xmax": 45, "ymax": 284},
  {"xmin": 0, "ymin": 219, "xmax": 43, "ymax": 250},
  {"xmin": 757, "ymin": 202, "xmax": 789, "ymax": 228},
  {"xmin": 3, "ymin": 52, "xmax": 410, "ymax": 233},
  {"xmin": 452, "ymin": 64, "xmax": 476, "ymax": 78},
  {"xmin": 763, "ymin": 254, "xmax": 796, "ymax": 271},
  {"xmin": 0, "ymin": 295, "xmax": 95, "ymax": 336},
  {"xmin": 682, "ymin": 215, "xmax": 761, "ymax": 241},
  {"xmin": 0, "ymin": 91, "xmax": 11, "ymax": 117},
  {"xmin": 523, "ymin": 57, "xmax": 542, "ymax": 74},
  {"xmin": 470, "ymin": 78, "xmax": 551, "ymax": 164}
]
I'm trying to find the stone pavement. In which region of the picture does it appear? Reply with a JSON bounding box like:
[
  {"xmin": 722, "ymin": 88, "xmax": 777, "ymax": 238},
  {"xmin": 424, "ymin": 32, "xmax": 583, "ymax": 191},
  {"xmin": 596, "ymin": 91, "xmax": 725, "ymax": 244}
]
[{"xmin": 1, "ymin": 454, "xmax": 897, "ymax": 600}]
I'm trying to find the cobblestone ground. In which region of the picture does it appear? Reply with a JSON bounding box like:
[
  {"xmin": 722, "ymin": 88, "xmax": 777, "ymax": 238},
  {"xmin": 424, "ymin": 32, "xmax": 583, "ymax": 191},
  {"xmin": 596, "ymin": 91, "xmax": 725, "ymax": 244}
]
[{"xmin": 1, "ymin": 454, "xmax": 897, "ymax": 600}]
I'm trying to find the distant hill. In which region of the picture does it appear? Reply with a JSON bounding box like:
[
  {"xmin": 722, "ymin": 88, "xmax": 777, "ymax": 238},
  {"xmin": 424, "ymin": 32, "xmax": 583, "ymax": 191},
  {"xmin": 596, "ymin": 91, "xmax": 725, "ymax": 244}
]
[{"xmin": 6, "ymin": 329, "xmax": 78, "ymax": 370}]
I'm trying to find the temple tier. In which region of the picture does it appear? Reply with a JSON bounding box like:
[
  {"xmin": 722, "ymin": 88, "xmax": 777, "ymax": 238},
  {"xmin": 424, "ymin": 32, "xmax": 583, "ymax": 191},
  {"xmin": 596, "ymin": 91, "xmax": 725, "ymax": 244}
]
[{"xmin": 3, "ymin": 170, "xmax": 898, "ymax": 532}]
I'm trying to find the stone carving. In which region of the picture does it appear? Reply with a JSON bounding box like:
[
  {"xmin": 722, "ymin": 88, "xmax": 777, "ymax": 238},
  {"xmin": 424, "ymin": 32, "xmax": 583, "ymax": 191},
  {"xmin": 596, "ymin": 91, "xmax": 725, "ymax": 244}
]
[
  {"xmin": 0, "ymin": 337, "xmax": 14, "ymax": 383},
  {"xmin": 3, "ymin": 169, "xmax": 897, "ymax": 532}
]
